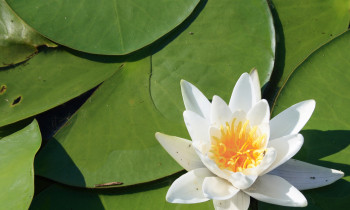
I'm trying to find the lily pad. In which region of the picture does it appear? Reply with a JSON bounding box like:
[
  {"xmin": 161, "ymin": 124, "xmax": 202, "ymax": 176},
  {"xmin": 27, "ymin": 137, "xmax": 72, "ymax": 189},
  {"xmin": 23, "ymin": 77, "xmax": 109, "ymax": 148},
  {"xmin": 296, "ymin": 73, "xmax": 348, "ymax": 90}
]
[
  {"xmin": 35, "ymin": 58, "xmax": 187, "ymax": 188},
  {"xmin": 265, "ymin": 31, "xmax": 350, "ymax": 209},
  {"xmin": 0, "ymin": 118, "xmax": 32, "ymax": 139},
  {"xmin": 269, "ymin": 0, "xmax": 350, "ymax": 91},
  {"xmin": 151, "ymin": 0, "xmax": 275, "ymax": 121},
  {"xmin": 5, "ymin": 0, "xmax": 200, "ymax": 55},
  {"xmin": 0, "ymin": 0, "xmax": 56, "ymax": 67},
  {"xmin": 0, "ymin": 120, "xmax": 41, "ymax": 210},
  {"xmin": 0, "ymin": 48, "xmax": 122, "ymax": 127},
  {"xmin": 30, "ymin": 180, "xmax": 213, "ymax": 210},
  {"xmin": 35, "ymin": 0, "xmax": 276, "ymax": 188}
]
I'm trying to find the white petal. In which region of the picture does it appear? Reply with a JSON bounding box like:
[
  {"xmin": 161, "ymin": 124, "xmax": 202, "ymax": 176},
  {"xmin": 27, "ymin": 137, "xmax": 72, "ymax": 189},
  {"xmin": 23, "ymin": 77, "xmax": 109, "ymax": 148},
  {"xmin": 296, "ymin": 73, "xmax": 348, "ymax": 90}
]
[
  {"xmin": 250, "ymin": 68, "xmax": 261, "ymax": 102},
  {"xmin": 166, "ymin": 168, "xmax": 213, "ymax": 203},
  {"xmin": 213, "ymin": 191, "xmax": 250, "ymax": 210},
  {"xmin": 231, "ymin": 110, "xmax": 247, "ymax": 122},
  {"xmin": 263, "ymin": 134, "xmax": 304, "ymax": 174},
  {"xmin": 244, "ymin": 147, "xmax": 276, "ymax": 176},
  {"xmin": 211, "ymin": 95, "xmax": 233, "ymax": 126},
  {"xmin": 194, "ymin": 143, "xmax": 257, "ymax": 190},
  {"xmin": 247, "ymin": 100, "xmax": 271, "ymax": 147},
  {"xmin": 229, "ymin": 73, "xmax": 257, "ymax": 113},
  {"xmin": 258, "ymin": 123, "xmax": 270, "ymax": 148},
  {"xmin": 181, "ymin": 80, "xmax": 211, "ymax": 120},
  {"xmin": 209, "ymin": 126, "xmax": 221, "ymax": 140},
  {"xmin": 206, "ymin": 126, "xmax": 222, "ymax": 154},
  {"xmin": 226, "ymin": 171, "xmax": 258, "ymax": 190},
  {"xmin": 183, "ymin": 110, "xmax": 210, "ymax": 145},
  {"xmin": 155, "ymin": 132, "xmax": 204, "ymax": 171},
  {"xmin": 194, "ymin": 148, "xmax": 233, "ymax": 181},
  {"xmin": 270, "ymin": 100, "xmax": 316, "ymax": 139},
  {"xmin": 244, "ymin": 174, "xmax": 307, "ymax": 207},
  {"xmin": 247, "ymin": 99, "xmax": 270, "ymax": 126},
  {"xmin": 269, "ymin": 159, "xmax": 344, "ymax": 190},
  {"xmin": 203, "ymin": 177, "xmax": 239, "ymax": 200}
]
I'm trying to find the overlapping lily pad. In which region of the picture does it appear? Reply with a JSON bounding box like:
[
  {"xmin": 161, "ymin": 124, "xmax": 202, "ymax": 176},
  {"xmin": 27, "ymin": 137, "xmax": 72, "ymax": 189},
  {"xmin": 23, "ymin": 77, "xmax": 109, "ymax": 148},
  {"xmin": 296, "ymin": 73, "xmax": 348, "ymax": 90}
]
[
  {"xmin": 0, "ymin": 120, "xmax": 41, "ymax": 209},
  {"xmin": 152, "ymin": 0, "xmax": 275, "ymax": 121},
  {"xmin": 0, "ymin": 48, "xmax": 122, "ymax": 127},
  {"xmin": 30, "ymin": 181, "xmax": 213, "ymax": 209},
  {"xmin": 5, "ymin": 0, "xmax": 200, "ymax": 55},
  {"xmin": 35, "ymin": 0, "xmax": 276, "ymax": 188},
  {"xmin": 35, "ymin": 58, "xmax": 188, "ymax": 187},
  {"xmin": 270, "ymin": 0, "xmax": 350, "ymax": 90},
  {"xmin": 0, "ymin": 0, "xmax": 56, "ymax": 67},
  {"xmin": 266, "ymin": 31, "xmax": 350, "ymax": 209}
]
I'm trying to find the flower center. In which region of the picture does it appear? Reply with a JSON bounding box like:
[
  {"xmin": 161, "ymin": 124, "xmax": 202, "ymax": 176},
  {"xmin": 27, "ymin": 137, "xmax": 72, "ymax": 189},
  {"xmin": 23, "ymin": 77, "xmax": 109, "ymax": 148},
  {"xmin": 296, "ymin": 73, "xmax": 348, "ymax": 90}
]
[{"xmin": 210, "ymin": 118, "xmax": 267, "ymax": 173}]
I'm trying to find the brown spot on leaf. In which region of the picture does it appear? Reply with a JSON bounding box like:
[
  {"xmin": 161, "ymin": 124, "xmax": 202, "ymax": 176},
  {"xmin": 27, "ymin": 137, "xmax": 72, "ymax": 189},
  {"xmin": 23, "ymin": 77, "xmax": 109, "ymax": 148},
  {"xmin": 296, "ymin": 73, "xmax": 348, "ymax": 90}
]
[
  {"xmin": 94, "ymin": 182, "xmax": 123, "ymax": 187},
  {"xmin": 11, "ymin": 96, "xmax": 22, "ymax": 106},
  {"xmin": 0, "ymin": 85, "xmax": 7, "ymax": 94}
]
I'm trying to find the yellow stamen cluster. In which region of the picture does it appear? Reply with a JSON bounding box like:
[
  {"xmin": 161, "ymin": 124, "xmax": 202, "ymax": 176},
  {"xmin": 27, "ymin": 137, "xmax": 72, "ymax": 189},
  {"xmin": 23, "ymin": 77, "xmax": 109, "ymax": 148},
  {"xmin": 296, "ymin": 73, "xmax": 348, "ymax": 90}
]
[{"xmin": 210, "ymin": 119, "xmax": 267, "ymax": 173}]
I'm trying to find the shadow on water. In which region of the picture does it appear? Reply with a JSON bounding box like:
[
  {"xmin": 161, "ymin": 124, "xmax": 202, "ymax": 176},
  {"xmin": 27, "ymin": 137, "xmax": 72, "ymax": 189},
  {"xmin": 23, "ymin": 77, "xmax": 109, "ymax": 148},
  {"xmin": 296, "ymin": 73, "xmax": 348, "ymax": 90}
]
[
  {"xmin": 263, "ymin": 0, "xmax": 286, "ymax": 105},
  {"xmin": 35, "ymin": 88, "xmax": 96, "ymax": 145}
]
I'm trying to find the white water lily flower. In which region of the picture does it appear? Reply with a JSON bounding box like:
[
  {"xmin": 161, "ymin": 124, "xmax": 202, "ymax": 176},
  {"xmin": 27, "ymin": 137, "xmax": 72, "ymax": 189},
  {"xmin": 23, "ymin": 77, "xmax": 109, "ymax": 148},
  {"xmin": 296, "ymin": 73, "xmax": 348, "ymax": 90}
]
[{"xmin": 155, "ymin": 70, "xmax": 344, "ymax": 209}]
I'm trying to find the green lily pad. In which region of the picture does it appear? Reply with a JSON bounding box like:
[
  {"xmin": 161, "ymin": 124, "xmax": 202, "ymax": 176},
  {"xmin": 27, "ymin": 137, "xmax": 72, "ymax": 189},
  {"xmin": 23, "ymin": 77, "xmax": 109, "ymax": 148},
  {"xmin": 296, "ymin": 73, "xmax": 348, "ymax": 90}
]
[
  {"xmin": 0, "ymin": 120, "xmax": 41, "ymax": 210},
  {"xmin": 264, "ymin": 31, "xmax": 350, "ymax": 209},
  {"xmin": 270, "ymin": 0, "xmax": 350, "ymax": 91},
  {"xmin": 151, "ymin": 0, "xmax": 275, "ymax": 121},
  {"xmin": 30, "ymin": 180, "xmax": 213, "ymax": 210},
  {"xmin": 35, "ymin": 0, "xmax": 275, "ymax": 188},
  {"xmin": 0, "ymin": 118, "xmax": 32, "ymax": 139},
  {"xmin": 0, "ymin": 0, "xmax": 56, "ymax": 67},
  {"xmin": 35, "ymin": 58, "xmax": 187, "ymax": 188},
  {"xmin": 0, "ymin": 48, "xmax": 122, "ymax": 127},
  {"xmin": 5, "ymin": 0, "xmax": 200, "ymax": 55}
]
